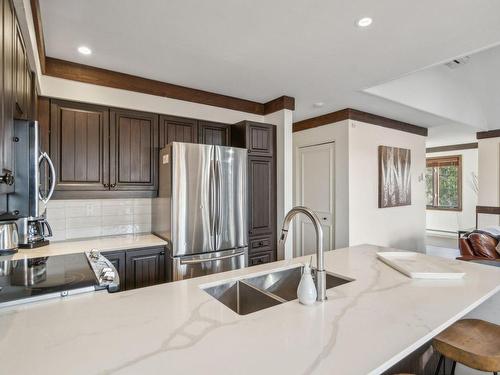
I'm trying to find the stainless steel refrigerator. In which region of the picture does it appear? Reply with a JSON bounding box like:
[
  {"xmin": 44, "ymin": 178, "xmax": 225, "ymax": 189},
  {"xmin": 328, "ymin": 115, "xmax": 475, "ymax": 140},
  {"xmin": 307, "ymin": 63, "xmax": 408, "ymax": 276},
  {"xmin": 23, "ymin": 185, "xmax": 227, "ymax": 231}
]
[{"xmin": 153, "ymin": 142, "xmax": 248, "ymax": 281}]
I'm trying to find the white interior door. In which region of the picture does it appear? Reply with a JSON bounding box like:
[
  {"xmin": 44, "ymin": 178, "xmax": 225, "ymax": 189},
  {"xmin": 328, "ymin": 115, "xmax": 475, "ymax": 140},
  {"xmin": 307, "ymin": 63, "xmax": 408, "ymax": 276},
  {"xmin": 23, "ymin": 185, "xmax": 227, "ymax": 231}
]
[{"xmin": 295, "ymin": 142, "xmax": 335, "ymax": 257}]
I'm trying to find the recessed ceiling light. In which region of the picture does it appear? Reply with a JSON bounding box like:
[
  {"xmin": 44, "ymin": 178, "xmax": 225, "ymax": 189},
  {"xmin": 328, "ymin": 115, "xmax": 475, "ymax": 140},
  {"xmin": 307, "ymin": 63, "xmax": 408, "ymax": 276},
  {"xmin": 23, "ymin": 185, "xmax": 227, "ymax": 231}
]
[
  {"xmin": 356, "ymin": 17, "xmax": 373, "ymax": 28},
  {"xmin": 77, "ymin": 46, "xmax": 92, "ymax": 55},
  {"xmin": 313, "ymin": 102, "xmax": 324, "ymax": 108}
]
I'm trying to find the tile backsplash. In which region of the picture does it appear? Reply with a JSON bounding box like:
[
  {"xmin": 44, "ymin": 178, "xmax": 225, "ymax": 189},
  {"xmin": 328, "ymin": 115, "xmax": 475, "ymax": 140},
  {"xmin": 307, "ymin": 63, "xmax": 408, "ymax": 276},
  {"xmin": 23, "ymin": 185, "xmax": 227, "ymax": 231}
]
[{"xmin": 46, "ymin": 198, "xmax": 152, "ymax": 242}]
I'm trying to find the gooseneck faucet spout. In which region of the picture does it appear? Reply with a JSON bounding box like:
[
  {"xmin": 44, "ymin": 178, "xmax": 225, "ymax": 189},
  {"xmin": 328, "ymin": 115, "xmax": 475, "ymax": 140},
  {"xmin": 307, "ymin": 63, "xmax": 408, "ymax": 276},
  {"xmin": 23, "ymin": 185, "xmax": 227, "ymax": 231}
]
[{"xmin": 278, "ymin": 206, "xmax": 326, "ymax": 302}]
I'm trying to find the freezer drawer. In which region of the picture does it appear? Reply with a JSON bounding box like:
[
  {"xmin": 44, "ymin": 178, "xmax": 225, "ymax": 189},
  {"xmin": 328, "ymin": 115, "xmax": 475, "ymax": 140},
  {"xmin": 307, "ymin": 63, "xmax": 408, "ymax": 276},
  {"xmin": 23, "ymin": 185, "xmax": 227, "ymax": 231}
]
[{"xmin": 172, "ymin": 248, "xmax": 248, "ymax": 281}]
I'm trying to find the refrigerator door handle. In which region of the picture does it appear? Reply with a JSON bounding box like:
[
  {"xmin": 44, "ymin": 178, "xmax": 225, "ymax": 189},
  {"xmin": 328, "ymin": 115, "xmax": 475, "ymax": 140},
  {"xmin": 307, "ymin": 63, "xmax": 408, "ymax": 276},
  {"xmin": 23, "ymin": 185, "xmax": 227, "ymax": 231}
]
[
  {"xmin": 38, "ymin": 152, "xmax": 56, "ymax": 204},
  {"xmin": 215, "ymin": 159, "xmax": 222, "ymax": 235},
  {"xmin": 179, "ymin": 250, "xmax": 246, "ymax": 265},
  {"xmin": 209, "ymin": 160, "xmax": 215, "ymax": 236}
]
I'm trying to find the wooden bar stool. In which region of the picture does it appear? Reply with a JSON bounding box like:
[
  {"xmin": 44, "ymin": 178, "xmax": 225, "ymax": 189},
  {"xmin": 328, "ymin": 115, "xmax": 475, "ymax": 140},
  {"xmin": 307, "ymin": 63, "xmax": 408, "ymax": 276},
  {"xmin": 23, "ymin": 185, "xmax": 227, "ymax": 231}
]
[{"xmin": 433, "ymin": 319, "xmax": 500, "ymax": 375}]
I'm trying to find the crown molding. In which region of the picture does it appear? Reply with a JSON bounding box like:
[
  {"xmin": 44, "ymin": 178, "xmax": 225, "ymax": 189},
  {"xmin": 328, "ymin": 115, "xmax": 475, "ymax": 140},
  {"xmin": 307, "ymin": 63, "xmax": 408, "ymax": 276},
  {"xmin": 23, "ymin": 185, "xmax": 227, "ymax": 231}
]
[{"xmin": 293, "ymin": 108, "xmax": 428, "ymax": 136}]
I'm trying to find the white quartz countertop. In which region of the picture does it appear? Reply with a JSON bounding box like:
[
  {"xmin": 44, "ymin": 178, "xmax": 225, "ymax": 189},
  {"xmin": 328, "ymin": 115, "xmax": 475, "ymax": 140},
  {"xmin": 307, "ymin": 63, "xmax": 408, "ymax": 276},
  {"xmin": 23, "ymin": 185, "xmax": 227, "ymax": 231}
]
[
  {"xmin": 0, "ymin": 233, "xmax": 167, "ymax": 261},
  {"xmin": 0, "ymin": 245, "xmax": 499, "ymax": 375}
]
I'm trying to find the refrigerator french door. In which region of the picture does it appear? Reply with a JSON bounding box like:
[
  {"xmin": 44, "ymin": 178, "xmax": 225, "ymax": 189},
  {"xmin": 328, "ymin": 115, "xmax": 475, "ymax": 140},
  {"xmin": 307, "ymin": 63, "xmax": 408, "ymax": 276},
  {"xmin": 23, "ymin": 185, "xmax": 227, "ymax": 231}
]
[{"xmin": 153, "ymin": 142, "xmax": 248, "ymax": 281}]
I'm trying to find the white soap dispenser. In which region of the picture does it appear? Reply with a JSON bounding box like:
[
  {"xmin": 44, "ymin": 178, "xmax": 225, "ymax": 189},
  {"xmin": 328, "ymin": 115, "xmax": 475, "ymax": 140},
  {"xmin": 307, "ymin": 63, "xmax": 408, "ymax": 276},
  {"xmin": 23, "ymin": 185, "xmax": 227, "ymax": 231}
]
[{"xmin": 297, "ymin": 258, "xmax": 317, "ymax": 305}]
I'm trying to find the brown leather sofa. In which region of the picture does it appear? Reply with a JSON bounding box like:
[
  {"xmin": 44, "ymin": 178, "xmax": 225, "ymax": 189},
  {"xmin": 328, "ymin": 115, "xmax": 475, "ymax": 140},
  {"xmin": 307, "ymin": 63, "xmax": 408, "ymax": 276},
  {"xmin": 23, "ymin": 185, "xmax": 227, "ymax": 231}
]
[{"xmin": 458, "ymin": 231, "xmax": 500, "ymax": 261}]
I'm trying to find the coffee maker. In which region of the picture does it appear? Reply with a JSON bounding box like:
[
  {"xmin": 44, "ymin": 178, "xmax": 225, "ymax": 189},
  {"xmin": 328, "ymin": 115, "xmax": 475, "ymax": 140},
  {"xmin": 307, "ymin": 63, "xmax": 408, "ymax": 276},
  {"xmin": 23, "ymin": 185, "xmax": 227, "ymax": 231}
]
[{"xmin": 8, "ymin": 120, "xmax": 56, "ymax": 248}]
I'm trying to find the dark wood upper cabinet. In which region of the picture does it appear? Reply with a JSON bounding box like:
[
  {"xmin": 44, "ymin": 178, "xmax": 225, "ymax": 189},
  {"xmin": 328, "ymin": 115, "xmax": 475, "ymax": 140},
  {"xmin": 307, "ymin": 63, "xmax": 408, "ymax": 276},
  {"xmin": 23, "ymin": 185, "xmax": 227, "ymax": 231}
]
[
  {"xmin": 248, "ymin": 156, "xmax": 275, "ymax": 236},
  {"xmin": 50, "ymin": 100, "xmax": 110, "ymax": 193},
  {"xmin": 14, "ymin": 21, "xmax": 30, "ymax": 120},
  {"xmin": 110, "ymin": 108, "xmax": 158, "ymax": 191},
  {"xmin": 232, "ymin": 121, "xmax": 275, "ymax": 157},
  {"xmin": 198, "ymin": 120, "xmax": 230, "ymax": 146},
  {"xmin": 125, "ymin": 247, "xmax": 166, "ymax": 290},
  {"xmin": 0, "ymin": 0, "xmax": 16, "ymax": 195},
  {"xmin": 159, "ymin": 115, "xmax": 197, "ymax": 148}
]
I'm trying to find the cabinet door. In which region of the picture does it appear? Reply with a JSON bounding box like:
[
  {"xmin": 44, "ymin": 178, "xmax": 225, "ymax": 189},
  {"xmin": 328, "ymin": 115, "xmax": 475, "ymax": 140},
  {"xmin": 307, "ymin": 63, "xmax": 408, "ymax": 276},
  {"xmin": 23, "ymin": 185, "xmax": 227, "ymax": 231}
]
[
  {"xmin": 0, "ymin": 0, "xmax": 16, "ymax": 195},
  {"xmin": 159, "ymin": 115, "xmax": 197, "ymax": 148},
  {"xmin": 198, "ymin": 120, "xmax": 230, "ymax": 146},
  {"xmin": 14, "ymin": 22, "xmax": 27, "ymax": 120},
  {"xmin": 247, "ymin": 123, "xmax": 274, "ymax": 157},
  {"xmin": 248, "ymin": 156, "xmax": 275, "ymax": 236},
  {"xmin": 50, "ymin": 100, "xmax": 110, "ymax": 192},
  {"xmin": 125, "ymin": 247, "xmax": 166, "ymax": 290},
  {"xmin": 102, "ymin": 250, "xmax": 126, "ymax": 291},
  {"xmin": 110, "ymin": 108, "xmax": 158, "ymax": 191},
  {"xmin": 0, "ymin": 0, "xmax": 3, "ymax": 193}
]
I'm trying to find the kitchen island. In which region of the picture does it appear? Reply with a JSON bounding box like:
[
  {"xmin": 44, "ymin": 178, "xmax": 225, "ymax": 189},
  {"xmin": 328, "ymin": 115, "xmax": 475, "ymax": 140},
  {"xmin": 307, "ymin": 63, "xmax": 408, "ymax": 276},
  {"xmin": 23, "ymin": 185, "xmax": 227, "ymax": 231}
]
[{"xmin": 0, "ymin": 244, "xmax": 498, "ymax": 375}]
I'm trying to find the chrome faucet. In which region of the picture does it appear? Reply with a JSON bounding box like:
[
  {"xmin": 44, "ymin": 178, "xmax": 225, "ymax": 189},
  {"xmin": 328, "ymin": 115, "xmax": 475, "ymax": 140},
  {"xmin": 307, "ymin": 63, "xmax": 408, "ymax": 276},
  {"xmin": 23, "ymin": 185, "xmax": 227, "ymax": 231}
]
[{"xmin": 278, "ymin": 206, "xmax": 326, "ymax": 302}]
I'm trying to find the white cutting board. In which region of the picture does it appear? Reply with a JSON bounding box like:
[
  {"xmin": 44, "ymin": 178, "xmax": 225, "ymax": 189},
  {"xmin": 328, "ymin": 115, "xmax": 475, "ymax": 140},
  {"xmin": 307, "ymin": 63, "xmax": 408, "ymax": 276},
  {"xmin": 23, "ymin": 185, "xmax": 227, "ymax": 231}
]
[{"xmin": 376, "ymin": 252, "xmax": 466, "ymax": 279}]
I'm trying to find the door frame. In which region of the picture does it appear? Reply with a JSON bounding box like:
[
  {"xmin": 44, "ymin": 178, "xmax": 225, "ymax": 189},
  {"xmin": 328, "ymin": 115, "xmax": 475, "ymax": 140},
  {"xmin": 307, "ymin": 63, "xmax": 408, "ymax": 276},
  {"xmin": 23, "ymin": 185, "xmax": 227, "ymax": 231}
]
[{"xmin": 294, "ymin": 140, "xmax": 336, "ymax": 257}]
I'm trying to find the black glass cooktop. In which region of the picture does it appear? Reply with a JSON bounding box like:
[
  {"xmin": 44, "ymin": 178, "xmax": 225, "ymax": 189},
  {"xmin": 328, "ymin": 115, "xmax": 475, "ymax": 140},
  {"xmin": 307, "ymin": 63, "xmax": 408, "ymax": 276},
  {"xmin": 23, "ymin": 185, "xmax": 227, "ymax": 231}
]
[{"xmin": 0, "ymin": 253, "xmax": 98, "ymax": 307}]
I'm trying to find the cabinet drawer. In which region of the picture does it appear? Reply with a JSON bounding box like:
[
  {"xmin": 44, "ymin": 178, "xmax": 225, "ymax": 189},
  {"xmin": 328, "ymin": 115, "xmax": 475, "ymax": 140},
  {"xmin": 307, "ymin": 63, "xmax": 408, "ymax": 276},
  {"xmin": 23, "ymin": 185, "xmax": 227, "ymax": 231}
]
[
  {"xmin": 249, "ymin": 235, "xmax": 274, "ymax": 254},
  {"xmin": 249, "ymin": 251, "xmax": 274, "ymax": 266}
]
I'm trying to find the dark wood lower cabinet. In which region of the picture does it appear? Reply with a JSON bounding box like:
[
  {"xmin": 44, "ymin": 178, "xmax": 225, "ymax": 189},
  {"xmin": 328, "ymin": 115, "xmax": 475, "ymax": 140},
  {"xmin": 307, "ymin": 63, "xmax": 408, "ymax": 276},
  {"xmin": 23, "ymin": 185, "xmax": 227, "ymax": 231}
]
[
  {"xmin": 126, "ymin": 247, "xmax": 166, "ymax": 290},
  {"xmin": 249, "ymin": 251, "xmax": 274, "ymax": 266},
  {"xmin": 103, "ymin": 246, "xmax": 166, "ymax": 291},
  {"xmin": 102, "ymin": 250, "xmax": 126, "ymax": 290}
]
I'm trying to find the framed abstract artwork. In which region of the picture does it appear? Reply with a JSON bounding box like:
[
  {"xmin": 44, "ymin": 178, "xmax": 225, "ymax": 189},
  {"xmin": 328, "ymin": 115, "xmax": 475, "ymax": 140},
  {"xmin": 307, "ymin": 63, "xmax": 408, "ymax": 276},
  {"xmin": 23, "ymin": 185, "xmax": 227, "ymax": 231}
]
[{"xmin": 378, "ymin": 146, "xmax": 411, "ymax": 208}]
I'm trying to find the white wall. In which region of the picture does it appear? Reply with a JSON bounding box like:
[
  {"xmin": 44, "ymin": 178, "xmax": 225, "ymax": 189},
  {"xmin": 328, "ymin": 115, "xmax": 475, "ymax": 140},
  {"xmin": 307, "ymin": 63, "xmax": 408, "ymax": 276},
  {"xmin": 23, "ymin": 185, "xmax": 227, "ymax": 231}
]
[
  {"xmin": 348, "ymin": 120, "xmax": 427, "ymax": 252},
  {"xmin": 477, "ymin": 137, "xmax": 500, "ymax": 227},
  {"xmin": 40, "ymin": 75, "xmax": 265, "ymax": 124},
  {"xmin": 292, "ymin": 120, "xmax": 350, "ymax": 252},
  {"xmin": 426, "ymin": 149, "xmax": 478, "ymax": 233},
  {"xmin": 293, "ymin": 120, "xmax": 426, "ymax": 253}
]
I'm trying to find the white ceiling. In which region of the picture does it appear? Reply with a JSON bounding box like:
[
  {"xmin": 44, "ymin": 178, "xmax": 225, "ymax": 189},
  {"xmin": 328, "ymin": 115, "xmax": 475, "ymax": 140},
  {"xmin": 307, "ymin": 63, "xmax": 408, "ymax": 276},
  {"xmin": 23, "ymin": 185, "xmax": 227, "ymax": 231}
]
[
  {"xmin": 365, "ymin": 45, "xmax": 500, "ymax": 132},
  {"xmin": 40, "ymin": 0, "xmax": 500, "ymax": 125}
]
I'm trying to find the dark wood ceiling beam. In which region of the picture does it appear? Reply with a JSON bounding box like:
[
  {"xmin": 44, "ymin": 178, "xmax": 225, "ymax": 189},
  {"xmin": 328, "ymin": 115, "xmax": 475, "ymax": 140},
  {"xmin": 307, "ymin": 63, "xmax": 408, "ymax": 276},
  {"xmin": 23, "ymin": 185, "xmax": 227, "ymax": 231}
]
[
  {"xmin": 426, "ymin": 143, "xmax": 478, "ymax": 153},
  {"xmin": 264, "ymin": 96, "xmax": 295, "ymax": 115},
  {"xmin": 293, "ymin": 108, "xmax": 428, "ymax": 136},
  {"xmin": 45, "ymin": 57, "xmax": 267, "ymax": 114},
  {"xmin": 293, "ymin": 109, "xmax": 350, "ymax": 132},
  {"xmin": 477, "ymin": 129, "xmax": 500, "ymax": 139}
]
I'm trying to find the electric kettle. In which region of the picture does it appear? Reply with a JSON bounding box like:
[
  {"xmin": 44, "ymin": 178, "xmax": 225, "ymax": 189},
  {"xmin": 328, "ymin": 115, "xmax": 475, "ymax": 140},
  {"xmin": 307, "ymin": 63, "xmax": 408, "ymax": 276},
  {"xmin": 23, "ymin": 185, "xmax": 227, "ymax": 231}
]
[{"xmin": 0, "ymin": 220, "xmax": 19, "ymax": 254}]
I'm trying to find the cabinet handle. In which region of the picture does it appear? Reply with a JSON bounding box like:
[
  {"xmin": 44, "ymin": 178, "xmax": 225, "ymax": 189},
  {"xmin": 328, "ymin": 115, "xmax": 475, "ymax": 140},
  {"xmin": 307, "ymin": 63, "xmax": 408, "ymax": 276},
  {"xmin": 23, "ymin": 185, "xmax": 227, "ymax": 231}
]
[
  {"xmin": 103, "ymin": 183, "xmax": 109, "ymax": 188},
  {"xmin": 110, "ymin": 184, "xmax": 116, "ymax": 188},
  {"xmin": 159, "ymin": 251, "xmax": 165, "ymax": 256},
  {"xmin": 249, "ymin": 230, "xmax": 253, "ymax": 235},
  {"xmin": 258, "ymin": 241, "xmax": 264, "ymax": 247}
]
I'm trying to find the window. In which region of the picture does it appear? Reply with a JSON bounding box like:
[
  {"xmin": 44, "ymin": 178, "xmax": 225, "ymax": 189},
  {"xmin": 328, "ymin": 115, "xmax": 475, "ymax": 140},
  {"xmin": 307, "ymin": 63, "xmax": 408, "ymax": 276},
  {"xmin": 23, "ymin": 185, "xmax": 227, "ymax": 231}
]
[{"xmin": 426, "ymin": 155, "xmax": 462, "ymax": 210}]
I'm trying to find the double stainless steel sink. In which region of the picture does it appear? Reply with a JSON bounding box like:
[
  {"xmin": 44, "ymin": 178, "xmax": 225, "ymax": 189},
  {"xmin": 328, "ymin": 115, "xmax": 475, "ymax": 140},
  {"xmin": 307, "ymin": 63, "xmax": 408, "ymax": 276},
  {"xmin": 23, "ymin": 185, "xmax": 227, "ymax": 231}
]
[{"xmin": 203, "ymin": 265, "xmax": 353, "ymax": 315}]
